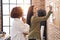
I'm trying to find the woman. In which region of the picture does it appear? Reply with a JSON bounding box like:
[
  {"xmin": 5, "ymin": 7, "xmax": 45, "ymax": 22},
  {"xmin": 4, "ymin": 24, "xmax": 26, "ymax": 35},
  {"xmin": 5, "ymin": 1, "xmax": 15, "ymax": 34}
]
[
  {"xmin": 29, "ymin": 5, "xmax": 53, "ymax": 40},
  {"xmin": 27, "ymin": 5, "xmax": 34, "ymax": 26},
  {"xmin": 10, "ymin": 7, "xmax": 29, "ymax": 40}
]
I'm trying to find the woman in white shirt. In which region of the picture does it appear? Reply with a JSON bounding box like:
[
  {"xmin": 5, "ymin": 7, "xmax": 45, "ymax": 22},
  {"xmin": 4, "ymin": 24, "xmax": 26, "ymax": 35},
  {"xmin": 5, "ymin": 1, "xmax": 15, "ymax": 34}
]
[{"xmin": 10, "ymin": 7, "xmax": 29, "ymax": 40}]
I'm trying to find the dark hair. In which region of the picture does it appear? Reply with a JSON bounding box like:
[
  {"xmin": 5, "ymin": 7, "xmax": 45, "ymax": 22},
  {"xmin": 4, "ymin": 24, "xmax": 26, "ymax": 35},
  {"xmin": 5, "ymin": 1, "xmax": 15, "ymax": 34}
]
[
  {"xmin": 27, "ymin": 5, "xmax": 34, "ymax": 26},
  {"xmin": 38, "ymin": 9, "xmax": 46, "ymax": 17},
  {"xmin": 11, "ymin": 7, "xmax": 23, "ymax": 18}
]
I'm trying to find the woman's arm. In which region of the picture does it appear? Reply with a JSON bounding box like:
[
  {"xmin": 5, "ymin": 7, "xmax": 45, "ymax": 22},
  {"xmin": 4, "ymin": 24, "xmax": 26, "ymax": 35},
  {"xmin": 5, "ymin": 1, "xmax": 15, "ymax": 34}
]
[
  {"xmin": 40, "ymin": 11, "xmax": 52, "ymax": 21},
  {"xmin": 40, "ymin": 5, "xmax": 53, "ymax": 21},
  {"xmin": 32, "ymin": 11, "xmax": 52, "ymax": 23},
  {"xmin": 22, "ymin": 24, "xmax": 30, "ymax": 37},
  {"xmin": 34, "ymin": 5, "xmax": 53, "ymax": 21},
  {"xmin": 17, "ymin": 21, "xmax": 30, "ymax": 34}
]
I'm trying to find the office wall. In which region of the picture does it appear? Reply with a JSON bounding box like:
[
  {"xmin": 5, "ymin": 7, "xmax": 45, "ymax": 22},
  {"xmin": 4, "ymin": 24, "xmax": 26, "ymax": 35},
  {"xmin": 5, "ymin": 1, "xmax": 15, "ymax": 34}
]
[
  {"xmin": 45, "ymin": 0, "xmax": 60, "ymax": 40},
  {"xmin": 0, "ymin": 0, "xmax": 1, "ymax": 31},
  {"xmin": 32, "ymin": 0, "xmax": 45, "ymax": 13}
]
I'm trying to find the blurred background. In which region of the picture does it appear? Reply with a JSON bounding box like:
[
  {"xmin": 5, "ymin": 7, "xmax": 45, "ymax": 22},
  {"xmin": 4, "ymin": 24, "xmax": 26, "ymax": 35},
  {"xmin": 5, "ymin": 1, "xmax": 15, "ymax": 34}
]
[{"xmin": 0, "ymin": 0, "xmax": 60, "ymax": 40}]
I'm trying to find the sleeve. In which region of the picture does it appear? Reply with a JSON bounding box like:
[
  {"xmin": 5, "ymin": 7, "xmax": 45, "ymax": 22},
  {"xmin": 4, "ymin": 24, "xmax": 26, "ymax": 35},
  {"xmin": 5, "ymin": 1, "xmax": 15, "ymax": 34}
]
[
  {"xmin": 40, "ymin": 11, "xmax": 52, "ymax": 21},
  {"xmin": 17, "ymin": 22, "xmax": 30, "ymax": 33},
  {"xmin": 34, "ymin": 11, "xmax": 52, "ymax": 22},
  {"xmin": 24, "ymin": 23, "xmax": 30, "ymax": 33}
]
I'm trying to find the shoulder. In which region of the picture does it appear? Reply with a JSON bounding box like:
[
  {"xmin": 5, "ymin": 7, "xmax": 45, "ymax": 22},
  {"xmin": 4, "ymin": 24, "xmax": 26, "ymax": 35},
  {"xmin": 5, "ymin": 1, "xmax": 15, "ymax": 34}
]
[
  {"xmin": 31, "ymin": 16, "xmax": 37, "ymax": 19},
  {"xmin": 13, "ymin": 19, "xmax": 24, "ymax": 26},
  {"xmin": 31, "ymin": 16, "xmax": 38, "ymax": 22},
  {"xmin": 31, "ymin": 16, "xmax": 35, "ymax": 21}
]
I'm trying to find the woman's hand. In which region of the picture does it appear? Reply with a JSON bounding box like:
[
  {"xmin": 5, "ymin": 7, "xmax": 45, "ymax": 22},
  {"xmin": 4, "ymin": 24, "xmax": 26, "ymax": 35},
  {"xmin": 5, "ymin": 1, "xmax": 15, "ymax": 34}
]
[
  {"xmin": 22, "ymin": 17, "xmax": 26, "ymax": 23},
  {"xmin": 23, "ymin": 33, "xmax": 28, "ymax": 37},
  {"xmin": 49, "ymin": 5, "xmax": 52, "ymax": 11},
  {"xmin": 49, "ymin": 5, "xmax": 53, "ymax": 13}
]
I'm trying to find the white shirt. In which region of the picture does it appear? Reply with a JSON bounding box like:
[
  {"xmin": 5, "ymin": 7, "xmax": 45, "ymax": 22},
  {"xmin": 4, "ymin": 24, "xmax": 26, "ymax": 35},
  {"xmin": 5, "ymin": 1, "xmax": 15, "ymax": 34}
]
[{"xmin": 10, "ymin": 18, "xmax": 29, "ymax": 40}]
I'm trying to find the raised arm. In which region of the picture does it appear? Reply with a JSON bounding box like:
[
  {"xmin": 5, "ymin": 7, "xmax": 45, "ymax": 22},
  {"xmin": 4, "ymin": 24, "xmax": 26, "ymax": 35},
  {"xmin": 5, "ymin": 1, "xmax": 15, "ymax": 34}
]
[
  {"xmin": 40, "ymin": 11, "xmax": 52, "ymax": 21},
  {"xmin": 35, "ymin": 5, "xmax": 53, "ymax": 21},
  {"xmin": 40, "ymin": 5, "xmax": 53, "ymax": 21}
]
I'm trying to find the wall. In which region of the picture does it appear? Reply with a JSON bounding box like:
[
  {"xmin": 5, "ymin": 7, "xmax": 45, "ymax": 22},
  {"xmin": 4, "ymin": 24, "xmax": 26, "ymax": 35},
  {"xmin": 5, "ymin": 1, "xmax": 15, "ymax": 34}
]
[
  {"xmin": 45, "ymin": 0, "xmax": 60, "ymax": 29},
  {"xmin": 32, "ymin": 0, "xmax": 45, "ymax": 13},
  {"xmin": 0, "ymin": 0, "xmax": 1, "ymax": 31},
  {"xmin": 47, "ymin": 23, "xmax": 60, "ymax": 40},
  {"xmin": 45, "ymin": 0, "xmax": 60, "ymax": 40}
]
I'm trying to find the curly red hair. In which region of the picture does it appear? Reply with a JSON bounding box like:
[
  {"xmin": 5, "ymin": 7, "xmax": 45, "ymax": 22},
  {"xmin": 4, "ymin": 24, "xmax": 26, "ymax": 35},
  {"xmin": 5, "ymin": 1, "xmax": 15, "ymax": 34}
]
[{"xmin": 11, "ymin": 7, "xmax": 23, "ymax": 18}]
